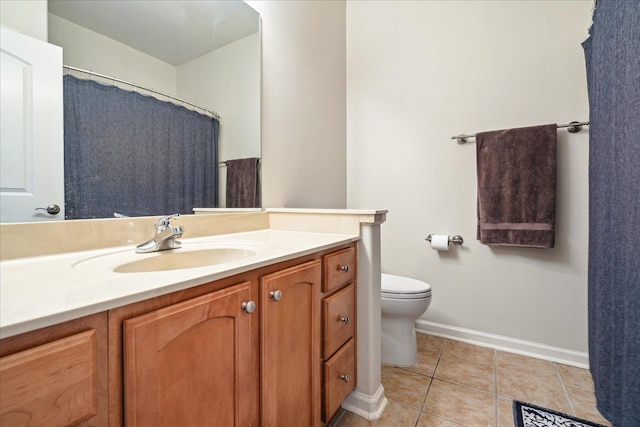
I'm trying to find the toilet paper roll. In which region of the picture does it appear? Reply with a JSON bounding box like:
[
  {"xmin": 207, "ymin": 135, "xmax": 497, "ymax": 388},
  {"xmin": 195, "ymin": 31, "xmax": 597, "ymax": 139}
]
[{"xmin": 431, "ymin": 234, "xmax": 450, "ymax": 251}]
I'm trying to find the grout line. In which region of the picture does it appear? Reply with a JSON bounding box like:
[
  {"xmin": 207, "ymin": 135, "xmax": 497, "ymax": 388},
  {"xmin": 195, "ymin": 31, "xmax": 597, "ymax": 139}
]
[
  {"xmin": 494, "ymin": 349, "xmax": 499, "ymax": 427},
  {"xmin": 421, "ymin": 338, "xmax": 498, "ymax": 427},
  {"xmin": 418, "ymin": 338, "xmax": 447, "ymax": 422},
  {"xmin": 414, "ymin": 337, "xmax": 447, "ymax": 426},
  {"xmin": 554, "ymin": 362, "xmax": 576, "ymax": 416}
]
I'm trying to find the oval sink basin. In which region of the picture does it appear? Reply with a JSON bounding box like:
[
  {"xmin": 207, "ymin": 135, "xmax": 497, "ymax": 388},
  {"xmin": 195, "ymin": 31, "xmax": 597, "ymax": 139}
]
[{"xmin": 114, "ymin": 248, "xmax": 258, "ymax": 273}]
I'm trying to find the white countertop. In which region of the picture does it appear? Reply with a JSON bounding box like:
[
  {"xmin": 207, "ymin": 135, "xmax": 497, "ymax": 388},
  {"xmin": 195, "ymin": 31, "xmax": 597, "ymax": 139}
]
[{"xmin": 0, "ymin": 229, "xmax": 359, "ymax": 339}]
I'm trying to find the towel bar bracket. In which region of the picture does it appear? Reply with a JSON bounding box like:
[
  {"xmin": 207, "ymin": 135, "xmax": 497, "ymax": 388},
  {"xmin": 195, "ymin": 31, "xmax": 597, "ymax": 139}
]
[
  {"xmin": 566, "ymin": 121, "xmax": 584, "ymax": 133},
  {"xmin": 452, "ymin": 135, "xmax": 469, "ymax": 144}
]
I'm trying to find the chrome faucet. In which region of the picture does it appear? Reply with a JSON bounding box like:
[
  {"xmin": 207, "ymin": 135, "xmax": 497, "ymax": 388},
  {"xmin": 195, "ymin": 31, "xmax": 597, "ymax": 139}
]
[{"xmin": 136, "ymin": 214, "xmax": 184, "ymax": 253}]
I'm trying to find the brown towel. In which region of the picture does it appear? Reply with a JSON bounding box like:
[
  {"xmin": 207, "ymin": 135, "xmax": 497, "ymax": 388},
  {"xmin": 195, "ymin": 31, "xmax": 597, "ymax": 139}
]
[
  {"xmin": 476, "ymin": 124, "xmax": 557, "ymax": 248},
  {"xmin": 226, "ymin": 158, "xmax": 260, "ymax": 208}
]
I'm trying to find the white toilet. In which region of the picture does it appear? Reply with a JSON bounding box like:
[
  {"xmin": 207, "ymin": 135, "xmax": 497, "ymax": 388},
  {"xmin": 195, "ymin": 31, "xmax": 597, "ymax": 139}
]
[{"xmin": 381, "ymin": 273, "xmax": 432, "ymax": 366}]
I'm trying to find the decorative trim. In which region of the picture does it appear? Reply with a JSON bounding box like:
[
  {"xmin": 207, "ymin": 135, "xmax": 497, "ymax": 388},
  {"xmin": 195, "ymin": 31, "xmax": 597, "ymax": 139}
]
[
  {"xmin": 415, "ymin": 320, "xmax": 589, "ymax": 368},
  {"xmin": 341, "ymin": 385, "xmax": 388, "ymax": 420}
]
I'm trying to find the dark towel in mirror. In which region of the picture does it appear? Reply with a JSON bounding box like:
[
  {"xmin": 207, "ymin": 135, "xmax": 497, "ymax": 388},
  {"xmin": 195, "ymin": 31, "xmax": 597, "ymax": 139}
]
[
  {"xmin": 476, "ymin": 124, "xmax": 557, "ymax": 248},
  {"xmin": 226, "ymin": 158, "xmax": 260, "ymax": 208}
]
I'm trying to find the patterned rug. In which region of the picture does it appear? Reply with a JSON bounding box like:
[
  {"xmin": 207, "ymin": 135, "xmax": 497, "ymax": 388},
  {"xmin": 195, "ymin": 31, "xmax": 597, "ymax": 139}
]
[{"xmin": 513, "ymin": 400, "xmax": 608, "ymax": 427}]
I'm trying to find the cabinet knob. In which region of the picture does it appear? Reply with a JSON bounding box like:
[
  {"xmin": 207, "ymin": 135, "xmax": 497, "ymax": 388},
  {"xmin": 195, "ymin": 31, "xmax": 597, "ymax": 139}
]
[
  {"xmin": 241, "ymin": 301, "xmax": 256, "ymax": 314},
  {"xmin": 340, "ymin": 374, "xmax": 350, "ymax": 383},
  {"xmin": 269, "ymin": 290, "xmax": 282, "ymax": 302},
  {"xmin": 339, "ymin": 265, "xmax": 349, "ymax": 273},
  {"xmin": 339, "ymin": 316, "xmax": 350, "ymax": 324}
]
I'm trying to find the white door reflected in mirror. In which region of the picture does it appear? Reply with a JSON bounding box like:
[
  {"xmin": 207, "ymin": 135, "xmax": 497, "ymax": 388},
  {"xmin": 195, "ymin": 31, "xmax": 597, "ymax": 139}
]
[{"xmin": 0, "ymin": 28, "xmax": 65, "ymax": 223}]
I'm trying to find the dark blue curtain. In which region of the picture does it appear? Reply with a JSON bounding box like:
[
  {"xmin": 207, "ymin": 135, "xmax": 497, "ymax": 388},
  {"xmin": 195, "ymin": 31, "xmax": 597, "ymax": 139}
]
[
  {"xmin": 583, "ymin": 1, "xmax": 640, "ymax": 426},
  {"xmin": 63, "ymin": 75, "xmax": 219, "ymax": 219}
]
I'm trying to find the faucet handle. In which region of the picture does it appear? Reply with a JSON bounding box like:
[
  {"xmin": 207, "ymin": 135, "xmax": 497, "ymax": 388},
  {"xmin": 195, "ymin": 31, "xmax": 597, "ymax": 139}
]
[
  {"xmin": 155, "ymin": 214, "xmax": 180, "ymax": 230},
  {"xmin": 172, "ymin": 225, "xmax": 185, "ymax": 238}
]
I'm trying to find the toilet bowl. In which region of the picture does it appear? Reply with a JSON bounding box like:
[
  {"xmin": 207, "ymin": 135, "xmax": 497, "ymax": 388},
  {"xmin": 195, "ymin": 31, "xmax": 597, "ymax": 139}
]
[{"xmin": 381, "ymin": 273, "xmax": 432, "ymax": 366}]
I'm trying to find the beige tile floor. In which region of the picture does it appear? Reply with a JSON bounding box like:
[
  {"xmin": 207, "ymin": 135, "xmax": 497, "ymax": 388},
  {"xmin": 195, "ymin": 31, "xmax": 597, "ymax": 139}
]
[{"xmin": 330, "ymin": 333, "xmax": 611, "ymax": 427}]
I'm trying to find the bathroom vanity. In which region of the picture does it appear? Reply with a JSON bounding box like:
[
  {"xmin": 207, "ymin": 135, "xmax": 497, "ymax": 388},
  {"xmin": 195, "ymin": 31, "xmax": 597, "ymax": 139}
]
[{"xmin": 0, "ymin": 210, "xmax": 386, "ymax": 426}]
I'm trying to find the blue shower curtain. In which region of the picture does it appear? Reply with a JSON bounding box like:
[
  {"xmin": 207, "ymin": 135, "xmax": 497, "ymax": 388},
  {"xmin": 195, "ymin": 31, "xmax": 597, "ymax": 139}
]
[
  {"xmin": 583, "ymin": 1, "xmax": 640, "ymax": 426},
  {"xmin": 64, "ymin": 75, "xmax": 219, "ymax": 219}
]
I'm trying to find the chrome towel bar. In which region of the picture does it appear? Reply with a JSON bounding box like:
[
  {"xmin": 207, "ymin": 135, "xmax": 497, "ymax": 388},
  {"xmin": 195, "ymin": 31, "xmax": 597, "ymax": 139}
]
[{"xmin": 451, "ymin": 121, "xmax": 589, "ymax": 144}]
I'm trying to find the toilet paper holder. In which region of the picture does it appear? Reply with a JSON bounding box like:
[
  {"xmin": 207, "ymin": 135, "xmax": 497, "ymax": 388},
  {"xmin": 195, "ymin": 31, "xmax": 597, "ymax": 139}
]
[{"xmin": 425, "ymin": 234, "xmax": 464, "ymax": 246}]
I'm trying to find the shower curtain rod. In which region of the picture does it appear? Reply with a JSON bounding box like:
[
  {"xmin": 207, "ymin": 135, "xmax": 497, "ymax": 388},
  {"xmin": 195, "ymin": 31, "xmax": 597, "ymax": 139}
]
[
  {"xmin": 63, "ymin": 65, "xmax": 221, "ymax": 121},
  {"xmin": 451, "ymin": 121, "xmax": 589, "ymax": 143}
]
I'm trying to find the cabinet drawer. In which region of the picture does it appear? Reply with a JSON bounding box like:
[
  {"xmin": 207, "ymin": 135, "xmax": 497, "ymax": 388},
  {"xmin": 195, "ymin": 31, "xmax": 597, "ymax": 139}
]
[
  {"xmin": 323, "ymin": 284, "xmax": 355, "ymax": 359},
  {"xmin": 323, "ymin": 247, "xmax": 355, "ymax": 293},
  {"xmin": 323, "ymin": 338, "xmax": 356, "ymax": 422},
  {"xmin": 0, "ymin": 329, "xmax": 97, "ymax": 426}
]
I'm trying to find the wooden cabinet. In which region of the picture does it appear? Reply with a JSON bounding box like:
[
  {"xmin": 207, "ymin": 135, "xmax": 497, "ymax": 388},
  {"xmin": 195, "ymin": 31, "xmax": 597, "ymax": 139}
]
[
  {"xmin": 0, "ymin": 312, "xmax": 108, "ymax": 427},
  {"xmin": 260, "ymin": 260, "xmax": 322, "ymax": 427},
  {"xmin": 322, "ymin": 246, "xmax": 357, "ymax": 422},
  {"xmin": 0, "ymin": 243, "xmax": 356, "ymax": 427},
  {"xmin": 121, "ymin": 260, "xmax": 324, "ymax": 427},
  {"xmin": 123, "ymin": 282, "xmax": 255, "ymax": 427}
]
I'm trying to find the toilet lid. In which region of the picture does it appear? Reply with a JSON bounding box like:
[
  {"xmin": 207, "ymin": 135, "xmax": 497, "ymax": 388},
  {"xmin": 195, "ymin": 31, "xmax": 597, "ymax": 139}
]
[{"xmin": 381, "ymin": 274, "xmax": 431, "ymax": 299}]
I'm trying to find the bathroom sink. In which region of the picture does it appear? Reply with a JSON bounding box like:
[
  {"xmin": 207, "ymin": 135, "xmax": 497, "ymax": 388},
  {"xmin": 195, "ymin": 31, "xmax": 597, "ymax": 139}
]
[
  {"xmin": 71, "ymin": 240, "xmax": 268, "ymax": 274},
  {"xmin": 113, "ymin": 247, "xmax": 258, "ymax": 273}
]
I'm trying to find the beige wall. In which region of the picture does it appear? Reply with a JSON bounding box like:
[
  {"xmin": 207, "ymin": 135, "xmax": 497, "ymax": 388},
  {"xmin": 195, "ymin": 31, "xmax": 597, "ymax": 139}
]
[
  {"xmin": 347, "ymin": 1, "xmax": 592, "ymax": 355},
  {"xmin": 48, "ymin": 14, "xmax": 177, "ymax": 95},
  {"xmin": 0, "ymin": 0, "xmax": 48, "ymax": 41},
  {"xmin": 246, "ymin": 1, "xmax": 347, "ymax": 209}
]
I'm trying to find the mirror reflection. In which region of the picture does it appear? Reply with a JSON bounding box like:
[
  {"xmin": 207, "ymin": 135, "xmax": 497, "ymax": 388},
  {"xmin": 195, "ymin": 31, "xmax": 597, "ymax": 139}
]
[{"xmin": 53, "ymin": 1, "xmax": 260, "ymax": 219}]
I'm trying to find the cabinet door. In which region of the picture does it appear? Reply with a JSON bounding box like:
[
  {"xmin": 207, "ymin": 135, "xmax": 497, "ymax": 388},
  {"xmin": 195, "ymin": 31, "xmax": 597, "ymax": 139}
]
[
  {"xmin": 124, "ymin": 282, "xmax": 255, "ymax": 427},
  {"xmin": 0, "ymin": 330, "xmax": 97, "ymax": 426},
  {"xmin": 261, "ymin": 260, "xmax": 321, "ymax": 427}
]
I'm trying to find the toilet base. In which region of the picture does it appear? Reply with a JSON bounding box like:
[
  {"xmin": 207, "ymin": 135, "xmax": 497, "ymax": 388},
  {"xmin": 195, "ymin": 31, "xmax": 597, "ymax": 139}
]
[
  {"xmin": 380, "ymin": 274, "xmax": 431, "ymax": 367},
  {"xmin": 381, "ymin": 318, "xmax": 418, "ymax": 367}
]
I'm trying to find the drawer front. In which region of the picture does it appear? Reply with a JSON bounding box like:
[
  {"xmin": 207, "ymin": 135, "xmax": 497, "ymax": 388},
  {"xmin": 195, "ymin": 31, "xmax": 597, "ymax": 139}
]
[
  {"xmin": 0, "ymin": 329, "xmax": 97, "ymax": 426},
  {"xmin": 323, "ymin": 284, "xmax": 355, "ymax": 359},
  {"xmin": 323, "ymin": 247, "xmax": 355, "ymax": 294},
  {"xmin": 323, "ymin": 338, "xmax": 356, "ymax": 422}
]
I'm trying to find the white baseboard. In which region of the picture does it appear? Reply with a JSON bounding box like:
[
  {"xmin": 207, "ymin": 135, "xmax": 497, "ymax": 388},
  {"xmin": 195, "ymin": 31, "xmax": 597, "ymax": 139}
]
[
  {"xmin": 415, "ymin": 319, "xmax": 589, "ymax": 369},
  {"xmin": 341, "ymin": 384, "xmax": 388, "ymax": 420}
]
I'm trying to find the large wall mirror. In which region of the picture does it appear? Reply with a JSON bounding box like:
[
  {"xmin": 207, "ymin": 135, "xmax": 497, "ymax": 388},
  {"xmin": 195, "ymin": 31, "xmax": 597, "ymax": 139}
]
[{"xmin": 45, "ymin": 0, "xmax": 260, "ymax": 219}]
